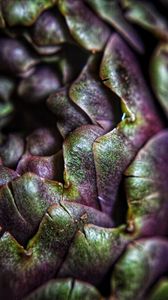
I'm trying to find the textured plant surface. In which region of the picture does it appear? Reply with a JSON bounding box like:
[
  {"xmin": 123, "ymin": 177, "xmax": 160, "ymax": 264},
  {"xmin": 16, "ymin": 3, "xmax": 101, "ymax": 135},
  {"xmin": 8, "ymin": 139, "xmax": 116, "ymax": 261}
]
[{"xmin": 0, "ymin": 0, "xmax": 168, "ymax": 299}]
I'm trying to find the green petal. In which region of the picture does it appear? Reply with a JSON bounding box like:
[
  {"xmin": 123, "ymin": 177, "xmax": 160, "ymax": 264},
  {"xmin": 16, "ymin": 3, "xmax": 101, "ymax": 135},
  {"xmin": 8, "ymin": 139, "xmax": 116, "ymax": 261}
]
[
  {"xmin": 1, "ymin": 0, "xmax": 57, "ymax": 26},
  {"xmin": 24, "ymin": 278, "xmax": 102, "ymax": 300},
  {"xmin": 150, "ymin": 43, "xmax": 168, "ymax": 118},
  {"xmin": 123, "ymin": 1, "xmax": 168, "ymax": 40},
  {"xmin": 63, "ymin": 125, "xmax": 103, "ymax": 208},
  {"xmin": 58, "ymin": 0, "xmax": 111, "ymax": 52},
  {"xmin": 112, "ymin": 238, "xmax": 168, "ymax": 300},
  {"xmin": 125, "ymin": 130, "xmax": 168, "ymax": 236},
  {"xmin": 0, "ymin": 173, "xmax": 63, "ymax": 243},
  {"xmin": 86, "ymin": 0, "xmax": 144, "ymax": 53},
  {"xmin": 0, "ymin": 202, "xmax": 124, "ymax": 298},
  {"xmin": 0, "ymin": 76, "xmax": 15, "ymax": 102},
  {"xmin": 93, "ymin": 34, "xmax": 162, "ymax": 214},
  {"xmin": 58, "ymin": 224, "xmax": 129, "ymax": 284},
  {"xmin": 148, "ymin": 278, "xmax": 168, "ymax": 300},
  {"xmin": 70, "ymin": 55, "xmax": 115, "ymax": 132}
]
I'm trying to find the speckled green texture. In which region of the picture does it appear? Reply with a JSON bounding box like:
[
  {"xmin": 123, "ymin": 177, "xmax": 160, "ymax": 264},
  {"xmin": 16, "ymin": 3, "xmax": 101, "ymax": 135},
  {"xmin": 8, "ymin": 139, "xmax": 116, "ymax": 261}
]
[
  {"xmin": 58, "ymin": 224, "xmax": 130, "ymax": 284},
  {"xmin": 63, "ymin": 125, "xmax": 103, "ymax": 208},
  {"xmin": 0, "ymin": 1, "xmax": 167, "ymax": 299},
  {"xmin": 112, "ymin": 238, "xmax": 168, "ymax": 300},
  {"xmin": 93, "ymin": 34, "xmax": 162, "ymax": 215},
  {"xmin": 0, "ymin": 204, "xmax": 77, "ymax": 299},
  {"xmin": 70, "ymin": 55, "xmax": 114, "ymax": 132},
  {"xmin": 0, "ymin": 172, "xmax": 63, "ymax": 244},
  {"xmin": 0, "ymin": 202, "xmax": 123, "ymax": 299},
  {"xmin": 125, "ymin": 130, "xmax": 168, "ymax": 236}
]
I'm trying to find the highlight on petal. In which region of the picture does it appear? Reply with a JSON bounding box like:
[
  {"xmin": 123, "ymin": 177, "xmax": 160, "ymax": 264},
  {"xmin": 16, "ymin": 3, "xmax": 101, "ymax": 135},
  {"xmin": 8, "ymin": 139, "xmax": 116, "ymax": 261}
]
[
  {"xmin": 150, "ymin": 43, "xmax": 168, "ymax": 117},
  {"xmin": 1, "ymin": 0, "xmax": 57, "ymax": 26},
  {"xmin": 0, "ymin": 76, "xmax": 15, "ymax": 102},
  {"xmin": 123, "ymin": 1, "xmax": 168, "ymax": 41},
  {"xmin": 0, "ymin": 102, "xmax": 14, "ymax": 129},
  {"xmin": 0, "ymin": 4, "xmax": 5, "ymax": 28},
  {"xmin": 0, "ymin": 165, "xmax": 19, "ymax": 186},
  {"xmin": 58, "ymin": 0, "xmax": 111, "ymax": 52},
  {"xmin": 86, "ymin": 0, "xmax": 144, "ymax": 53},
  {"xmin": 0, "ymin": 37, "xmax": 39, "ymax": 77},
  {"xmin": 24, "ymin": 278, "xmax": 102, "ymax": 300}
]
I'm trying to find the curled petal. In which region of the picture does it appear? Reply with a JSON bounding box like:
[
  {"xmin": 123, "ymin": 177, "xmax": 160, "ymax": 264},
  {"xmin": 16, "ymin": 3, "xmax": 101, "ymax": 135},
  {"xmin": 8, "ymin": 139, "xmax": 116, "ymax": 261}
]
[
  {"xmin": 47, "ymin": 87, "xmax": 90, "ymax": 137},
  {"xmin": 70, "ymin": 55, "xmax": 115, "ymax": 132},
  {"xmin": 0, "ymin": 172, "xmax": 63, "ymax": 244},
  {"xmin": 93, "ymin": 34, "xmax": 162, "ymax": 214},
  {"xmin": 0, "ymin": 203, "xmax": 128, "ymax": 298},
  {"xmin": 16, "ymin": 153, "xmax": 63, "ymax": 181},
  {"xmin": 125, "ymin": 130, "xmax": 168, "ymax": 236}
]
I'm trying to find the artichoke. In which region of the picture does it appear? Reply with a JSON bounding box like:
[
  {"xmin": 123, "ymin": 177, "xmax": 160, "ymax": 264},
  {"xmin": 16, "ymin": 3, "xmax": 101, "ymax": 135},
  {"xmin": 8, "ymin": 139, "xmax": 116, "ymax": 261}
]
[{"xmin": 0, "ymin": 0, "xmax": 168, "ymax": 299}]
